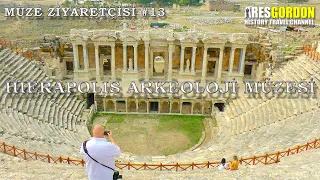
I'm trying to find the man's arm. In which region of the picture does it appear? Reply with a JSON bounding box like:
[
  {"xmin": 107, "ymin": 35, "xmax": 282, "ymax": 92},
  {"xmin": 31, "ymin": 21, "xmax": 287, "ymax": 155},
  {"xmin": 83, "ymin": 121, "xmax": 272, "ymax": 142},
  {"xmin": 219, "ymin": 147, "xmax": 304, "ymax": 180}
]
[
  {"xmin": 107, "ymin": 131, "xmax": 119, "ymax": 147},
  {"xmin": 107, "ymin": 131, "xmax": 121, "ymax": 156}
]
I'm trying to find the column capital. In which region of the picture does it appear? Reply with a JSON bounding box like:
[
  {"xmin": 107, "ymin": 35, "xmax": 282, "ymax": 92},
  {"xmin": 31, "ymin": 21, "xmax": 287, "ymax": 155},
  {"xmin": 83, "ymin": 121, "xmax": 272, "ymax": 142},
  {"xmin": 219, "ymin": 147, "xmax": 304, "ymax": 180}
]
[
  {"xmin": 144, "ymin": 41, "xmax": 150, "ymax": 46},
  {"xmin": 133, "ymin": 44, "xmax": 138, "ymax": 48},
  {"xmin": 168, "ymin": 44, "xmax": 174, "ymax": 51},
  {"xmin": 122, "ymin": 43, "xmax": 127, "ymax": 47},
  {"xmin": 193, "ymin": 46, "xmax": 197, "ymax": 50},
  {"xmin": 232, "ymin": 44, "xmax": 247, "ymax": 49},
  {"xmin": 82, "ymin": 43, "xmax": 87, "ymax": 47}
]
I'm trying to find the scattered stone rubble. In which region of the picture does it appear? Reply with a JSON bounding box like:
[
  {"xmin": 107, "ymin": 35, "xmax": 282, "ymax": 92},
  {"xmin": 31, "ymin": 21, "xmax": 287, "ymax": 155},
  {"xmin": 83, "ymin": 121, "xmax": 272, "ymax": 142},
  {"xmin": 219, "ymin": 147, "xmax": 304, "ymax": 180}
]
[{"xmin": 186, "ymin": 17, "xmax": 233, "ymax": 25}]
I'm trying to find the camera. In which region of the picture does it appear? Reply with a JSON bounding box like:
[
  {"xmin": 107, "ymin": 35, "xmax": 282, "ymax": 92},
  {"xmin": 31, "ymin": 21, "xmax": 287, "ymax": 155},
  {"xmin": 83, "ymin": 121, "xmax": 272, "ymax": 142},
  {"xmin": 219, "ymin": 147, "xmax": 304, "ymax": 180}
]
[
  {"xmin": 104, "ymin": 131, "xmax": 110, "ymax": 136},
  {"xmin": 113, "ymin": 171, "xmax": 122, "ymax": 179}
]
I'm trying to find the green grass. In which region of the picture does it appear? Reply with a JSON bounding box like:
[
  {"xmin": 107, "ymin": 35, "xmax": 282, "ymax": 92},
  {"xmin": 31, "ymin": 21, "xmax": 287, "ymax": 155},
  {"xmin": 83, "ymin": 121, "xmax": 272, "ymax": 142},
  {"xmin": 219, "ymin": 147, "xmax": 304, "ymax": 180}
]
[
  {"xmin": 89, "ymin": 113, "xmax": 206, "ymax": 155},
  {"xmin": 92, "ymin": 113, "xmax": 205, "ymax": 142},
  {"xmin": 89, "ymin": 113, "xmax": 125, "ymax": 133}
]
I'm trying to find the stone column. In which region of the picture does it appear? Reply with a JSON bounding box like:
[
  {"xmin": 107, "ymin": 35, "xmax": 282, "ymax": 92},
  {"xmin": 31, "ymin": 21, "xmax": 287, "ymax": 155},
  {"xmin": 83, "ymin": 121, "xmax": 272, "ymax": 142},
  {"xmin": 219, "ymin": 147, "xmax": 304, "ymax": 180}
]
[
  {"xmin": 168, "ymin": 43, "xmax": 173, "ymax": 81},
  {"xmin": 144, "ymin": 42, "xmax": 149, "ymax": 80},
  {"xmin": 94, "ymin": 44, "xmax": 100, "ymax": 80},
  {"xmin": 158, "ymin": 101, "xmax": 161, "ymax": 113},
  {"xmin": 211, "ymin": 100, "xmax": 215, "ymax": 114},
  {"xmin": 123, "ymin": 44, "xmax": 127, "ymax": 71},
  {"xmin": 73, "ymin": 44, "xmax": 79, "ymax": 71},
  {"xmin": 217, "ymin": 46, "xmax": 224, "ymax": 80},
  {"xmin": 191, "ymin": 47, "xmax": 197, "ymax": 74},
  {"xmin": 111, "ymin": 44, "xmax": 116, "ymax": 80},
  {"xmin": 136, "ymin": 99, "xmax": 139, "ymax": 112},
  {"xmin": 125, "ymin": 99, "xmax": 128, "ymax": 113},
  {"xmin": 133, "ymin": 44, "xmax": 138, "ymax": 71},
  {"xmin": 169, "ymin": 101, "xmax": 172, "ymax": 113},
  {"xmin": 201, "ymin": 47, "xmax": 208, "ymax": 82},
  {"xmin": 146, "ymin": 100, "xmax": 149, "ymax": 113},
  {"xmin": 214, "ymin": 60, "xmax": 219, "ymax": 78},
  {"xmin": 179, "ymin": 46, "xmax": 185, "ymax": 73},
  {"xmin": 150, "ymin": 50, "xmax": 154, "ymax": 77},
  {"xmin": 83, "ymin": 43, "xmax": 89, "ymax": 71},
  {"xmin": 114, "ymin": 100, "xmax": 117, "ymax": 112},
  {"xmin": 201, "ymin": 102, "xmax": 205, "ymax": 114},
  {"xmin": 228, "ymin": 47, "xmax": 235, "ymax": 75},
  {"xmin": 191, "ymin": 102, "xmax": 194, "ymax": 114},
  {"xmin": 180, "ymin": 102, "xmax": 183, "ymax": 114},
  {"xmin": 251, "ymin": 63, "xmax": 256, "ymax": 78},
  {"xmin": 239, "ymin": 48, "xmax": 246, "ymax": 74}
]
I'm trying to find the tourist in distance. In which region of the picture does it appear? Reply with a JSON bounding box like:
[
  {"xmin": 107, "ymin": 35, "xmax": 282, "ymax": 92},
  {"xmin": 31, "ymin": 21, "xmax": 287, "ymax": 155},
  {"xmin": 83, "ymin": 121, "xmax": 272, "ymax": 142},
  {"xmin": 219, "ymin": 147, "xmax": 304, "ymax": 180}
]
[
  {"xmin": 80, "ymin": 125, "xmax": 121, "ymax": 180},
  {"xmin": 229, "ymin": 155, "xmax": 239, "ymax": 170},
  {"xmin": 217, "ymin": 158, "xmax": 229, "ymax": 170}
]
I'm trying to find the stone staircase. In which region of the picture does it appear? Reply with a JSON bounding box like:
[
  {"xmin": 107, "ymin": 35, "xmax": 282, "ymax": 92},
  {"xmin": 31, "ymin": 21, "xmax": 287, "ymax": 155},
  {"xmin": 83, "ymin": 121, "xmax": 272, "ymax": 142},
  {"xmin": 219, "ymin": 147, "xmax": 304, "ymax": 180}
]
[
  {"xmin": 0, "ymin": 149, "xmax": 319, "ymax": 180},
  {"xmin": 0, "ymin": 48, "xmax": 90, "ymax": 158}
]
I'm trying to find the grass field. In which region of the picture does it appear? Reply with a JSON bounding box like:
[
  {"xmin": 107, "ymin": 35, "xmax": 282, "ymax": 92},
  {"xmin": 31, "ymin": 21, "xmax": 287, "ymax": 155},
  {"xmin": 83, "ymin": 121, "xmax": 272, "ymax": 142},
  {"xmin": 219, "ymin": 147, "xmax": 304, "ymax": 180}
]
[{"xmin": 89, "ymin": 113, "xmax": 206, "ymax": 156}]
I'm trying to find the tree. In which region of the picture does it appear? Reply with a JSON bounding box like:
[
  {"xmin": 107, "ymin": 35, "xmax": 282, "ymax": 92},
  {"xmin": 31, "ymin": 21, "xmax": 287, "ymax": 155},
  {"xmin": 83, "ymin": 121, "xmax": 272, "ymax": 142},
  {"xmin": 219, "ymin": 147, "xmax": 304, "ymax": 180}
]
[{"xmin": 62, "ymin": 0, "xmax": 72, "ymax": 7}]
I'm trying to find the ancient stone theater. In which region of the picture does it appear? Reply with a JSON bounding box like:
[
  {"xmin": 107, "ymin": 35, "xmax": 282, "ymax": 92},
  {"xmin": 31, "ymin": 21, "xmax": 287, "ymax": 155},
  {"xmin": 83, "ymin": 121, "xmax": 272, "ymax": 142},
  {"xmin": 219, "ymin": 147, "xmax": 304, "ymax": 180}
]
[{"xmin": 58, "ymin": 29, "xmax": 251, "ymax": 115}]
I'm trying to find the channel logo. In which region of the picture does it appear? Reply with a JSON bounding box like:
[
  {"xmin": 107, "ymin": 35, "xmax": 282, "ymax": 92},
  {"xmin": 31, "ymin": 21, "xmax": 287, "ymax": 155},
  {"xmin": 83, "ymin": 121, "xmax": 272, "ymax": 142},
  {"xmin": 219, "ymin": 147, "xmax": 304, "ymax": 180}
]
[{"xmin": 244, "ymin": 6, "xmax": 315, "ymax": 26}]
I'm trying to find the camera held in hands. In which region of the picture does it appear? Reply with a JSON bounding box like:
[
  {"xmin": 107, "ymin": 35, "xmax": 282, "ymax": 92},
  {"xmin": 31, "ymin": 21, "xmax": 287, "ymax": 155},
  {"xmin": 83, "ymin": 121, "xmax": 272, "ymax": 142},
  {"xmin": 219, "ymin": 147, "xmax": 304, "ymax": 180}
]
[{"xmin": 104, "ymin": 131, "xmax": 110, "ymax": 136}]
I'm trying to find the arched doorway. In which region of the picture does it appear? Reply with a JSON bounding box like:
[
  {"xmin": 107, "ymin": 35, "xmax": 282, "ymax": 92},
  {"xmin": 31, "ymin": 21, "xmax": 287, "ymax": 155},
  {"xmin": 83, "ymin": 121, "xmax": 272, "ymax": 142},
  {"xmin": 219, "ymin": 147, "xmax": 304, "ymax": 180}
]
[
  {"xmin": 87, "ymin": 93, "xmax": 94, "ymax": 108},
  {"xmin": 154, "ymin": 55, "xmax": 165, "ymax": 76},
  {"xmin": 214, "ymin": 103, "xmax": 225, "ymax": 112},
  {"xmin": 116, "ymin": 100, "xmax": 126, "ymax": 112},
  {"xmin": 150, "ymin": 102, "xmax": 159, "ymax": 112},
  {"xmin": 128, "ymin": 101, "xmax": 136, "ymax": 112},
  {"xmin": 193, "ymin": 102, "xmax": 201, "ymax": 114},
  {"xmin": 171, "ymin": 102, "xmax": 179, "ymax": 113},
  {"xmin": 138, "ymin": 101, "xmax": 147, "ymax": 113},
  {"xmin": 106, "ymin": 100, "xmax": 115, "ymax": 112},
  {"xmin": 160, "ymin": 101, "xmax": 169, "ymax": 113},
  {"xmin": 182, "ymin": 102, "xmax": 192, "ymax": 114}
]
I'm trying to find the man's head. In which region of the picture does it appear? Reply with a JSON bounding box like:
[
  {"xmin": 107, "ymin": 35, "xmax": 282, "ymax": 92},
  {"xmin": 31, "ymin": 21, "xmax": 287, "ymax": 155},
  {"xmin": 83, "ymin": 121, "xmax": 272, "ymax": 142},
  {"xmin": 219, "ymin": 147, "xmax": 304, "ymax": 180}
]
[{"xmin": 92, "ymin": 124, "xmax": 105, "ymax": 138}]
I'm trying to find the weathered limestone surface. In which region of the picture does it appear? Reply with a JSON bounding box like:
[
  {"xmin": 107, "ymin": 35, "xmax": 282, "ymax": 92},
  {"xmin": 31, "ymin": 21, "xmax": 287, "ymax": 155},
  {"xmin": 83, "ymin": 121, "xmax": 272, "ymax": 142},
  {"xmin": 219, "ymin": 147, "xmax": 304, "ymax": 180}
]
[
  {"xmin": 0, "ymin": 48, "xmax": 90, "ymax": 158},
  {"xmin": 0, "ymin": 149, "xmax": 319, "ymax": 179}
]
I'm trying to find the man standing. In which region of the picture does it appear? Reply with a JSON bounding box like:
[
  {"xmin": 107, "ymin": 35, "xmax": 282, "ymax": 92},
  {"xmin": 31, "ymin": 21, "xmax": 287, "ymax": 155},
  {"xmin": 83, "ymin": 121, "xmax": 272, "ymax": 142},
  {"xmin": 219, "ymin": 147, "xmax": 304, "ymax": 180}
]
[{"xmin": 80, "ymin": 125, "xmax": 121, "ymax": 180}]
